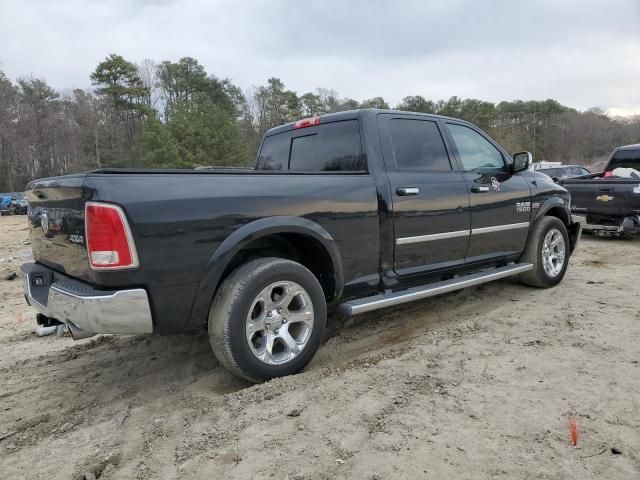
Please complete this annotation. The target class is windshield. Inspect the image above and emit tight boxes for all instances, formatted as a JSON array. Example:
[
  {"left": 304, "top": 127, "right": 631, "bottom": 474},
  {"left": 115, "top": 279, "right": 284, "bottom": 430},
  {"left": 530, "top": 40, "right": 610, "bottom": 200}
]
[{"left": 608, "top": 148, "right": 640, "bottom": 171}]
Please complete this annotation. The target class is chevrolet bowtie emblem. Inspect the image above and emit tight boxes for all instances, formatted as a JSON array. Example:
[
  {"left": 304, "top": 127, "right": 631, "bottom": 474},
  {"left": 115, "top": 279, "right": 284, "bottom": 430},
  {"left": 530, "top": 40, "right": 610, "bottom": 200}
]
[{"left": 596, "top": 194, "right": 614, "bottom": 202}]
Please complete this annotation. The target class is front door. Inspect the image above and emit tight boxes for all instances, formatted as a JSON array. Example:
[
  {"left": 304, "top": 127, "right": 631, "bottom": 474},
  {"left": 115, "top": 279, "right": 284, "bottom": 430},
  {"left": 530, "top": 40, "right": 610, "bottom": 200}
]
[
  {"left": 378, "top": 114, "right": 471, "bottom": 276},
  {"left": 444, "top": 122, "right": 532, "bottom": 262}
]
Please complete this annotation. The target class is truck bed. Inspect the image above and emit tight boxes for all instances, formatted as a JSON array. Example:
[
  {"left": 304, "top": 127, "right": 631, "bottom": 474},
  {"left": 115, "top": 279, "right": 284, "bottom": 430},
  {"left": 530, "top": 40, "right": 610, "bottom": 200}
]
[{"left": 25, "top": 170, "right": 380, "bottom": 332}]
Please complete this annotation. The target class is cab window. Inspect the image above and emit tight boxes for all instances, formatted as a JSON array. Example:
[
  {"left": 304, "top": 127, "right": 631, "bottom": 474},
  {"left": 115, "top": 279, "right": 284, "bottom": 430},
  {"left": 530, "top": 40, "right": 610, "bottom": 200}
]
[
  {"left": 257, "top": 120, "right": 364, "bottom": 172},
  {"left": 290, "top": 120, "right": 363, "bottom": 171},
  {"left": 447, "top": 124, "right": 504, "bottom": 172},
  {"left": 257, "top": 133, "right": 290, "bottom": 170},
  {"left": 388, "top": 119, "right": 452, "bottom": 171}
]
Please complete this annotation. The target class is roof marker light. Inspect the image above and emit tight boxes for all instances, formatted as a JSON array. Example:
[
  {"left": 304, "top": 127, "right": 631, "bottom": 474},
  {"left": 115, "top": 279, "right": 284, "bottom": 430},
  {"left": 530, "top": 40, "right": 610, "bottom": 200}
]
[{"left": 293, "top": 115, "right": 320, "bottom": 129}]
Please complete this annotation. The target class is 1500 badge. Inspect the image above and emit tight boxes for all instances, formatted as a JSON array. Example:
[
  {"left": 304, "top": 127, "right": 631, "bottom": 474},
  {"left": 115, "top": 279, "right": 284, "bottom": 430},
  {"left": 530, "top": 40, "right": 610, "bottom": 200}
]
[{"left": 516, "top": 201, "right": 531, "bottom": 213}]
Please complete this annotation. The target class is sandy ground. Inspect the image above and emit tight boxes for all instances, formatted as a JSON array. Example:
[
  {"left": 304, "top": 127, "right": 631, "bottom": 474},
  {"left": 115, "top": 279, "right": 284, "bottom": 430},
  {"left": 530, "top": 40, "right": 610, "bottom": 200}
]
[{"left": 1, "top": 214, "right": 639, "bottom": 480}]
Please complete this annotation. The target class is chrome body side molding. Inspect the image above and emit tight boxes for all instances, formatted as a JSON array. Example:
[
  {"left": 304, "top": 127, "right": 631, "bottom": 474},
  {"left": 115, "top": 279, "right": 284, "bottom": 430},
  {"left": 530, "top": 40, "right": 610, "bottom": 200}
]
[
  {"left": 396, "top": 229, "right": 470, "bottom": 245},
  {"left": 396, "top": 222, "right": 530, "bottom": 245},
  {"left": 471, "top": 222, "right": 530, "bottom": 235}
]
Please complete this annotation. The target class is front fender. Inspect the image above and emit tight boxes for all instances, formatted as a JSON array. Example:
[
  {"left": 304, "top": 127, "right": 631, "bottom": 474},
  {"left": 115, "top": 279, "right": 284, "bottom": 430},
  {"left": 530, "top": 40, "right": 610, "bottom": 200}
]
[{"left": 188, "top": 216, "right": 344, "bottom": 327}]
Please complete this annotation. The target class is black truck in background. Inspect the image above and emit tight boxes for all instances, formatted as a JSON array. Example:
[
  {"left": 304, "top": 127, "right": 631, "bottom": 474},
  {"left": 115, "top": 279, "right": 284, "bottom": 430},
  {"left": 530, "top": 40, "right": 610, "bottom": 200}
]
[
  {"left": 21, "top": 109, "right": 580, "bottom": 383},
  {"left": 561, "top": 143, "right": 640, "bottom": 235}
]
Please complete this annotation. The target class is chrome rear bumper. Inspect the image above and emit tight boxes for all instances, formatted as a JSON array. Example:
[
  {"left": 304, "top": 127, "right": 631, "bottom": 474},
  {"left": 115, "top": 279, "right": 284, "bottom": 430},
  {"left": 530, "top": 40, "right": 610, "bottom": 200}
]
[{"left": 21, "top": 262, "right": 153, "bottom": 336}]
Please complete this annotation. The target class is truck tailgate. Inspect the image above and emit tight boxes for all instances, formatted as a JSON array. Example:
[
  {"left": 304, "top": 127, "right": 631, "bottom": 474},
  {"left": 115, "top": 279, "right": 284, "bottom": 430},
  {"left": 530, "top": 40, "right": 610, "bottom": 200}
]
[
  {"left": 562, "top": 178, "right": 640, "bottom": 216},
  {"left": 25, "top": 174, "right": 91, "bottom": 280}
]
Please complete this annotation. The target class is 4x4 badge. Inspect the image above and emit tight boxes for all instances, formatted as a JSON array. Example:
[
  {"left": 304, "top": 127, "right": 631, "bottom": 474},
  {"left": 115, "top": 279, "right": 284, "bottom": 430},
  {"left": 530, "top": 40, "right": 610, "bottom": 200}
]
[{"left": 491, "top": 177, "right": 501, "bottom": 191}]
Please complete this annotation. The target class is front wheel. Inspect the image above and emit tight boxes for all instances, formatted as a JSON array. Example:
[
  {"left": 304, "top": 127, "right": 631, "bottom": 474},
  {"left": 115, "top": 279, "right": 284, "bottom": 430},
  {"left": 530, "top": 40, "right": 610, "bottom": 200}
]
[
  {"left": 208, "top": 257, "right": 327, "bottom": 383},
  {"left": 519, "top": 216, "right": 570, "bottom": 288}
]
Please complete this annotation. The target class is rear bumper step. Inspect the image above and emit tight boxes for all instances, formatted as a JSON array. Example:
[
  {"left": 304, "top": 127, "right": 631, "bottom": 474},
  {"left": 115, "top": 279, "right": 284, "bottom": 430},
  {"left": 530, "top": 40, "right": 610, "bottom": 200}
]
[{"left": 340, "top": 263, "right": 533, "bottom": 316}]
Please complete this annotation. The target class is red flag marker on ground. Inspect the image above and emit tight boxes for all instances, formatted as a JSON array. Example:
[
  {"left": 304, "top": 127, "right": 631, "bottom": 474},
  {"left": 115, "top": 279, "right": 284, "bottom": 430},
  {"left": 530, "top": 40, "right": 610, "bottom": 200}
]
[{"left": 568, "top": 417, "right": 580, "bottom": 446}]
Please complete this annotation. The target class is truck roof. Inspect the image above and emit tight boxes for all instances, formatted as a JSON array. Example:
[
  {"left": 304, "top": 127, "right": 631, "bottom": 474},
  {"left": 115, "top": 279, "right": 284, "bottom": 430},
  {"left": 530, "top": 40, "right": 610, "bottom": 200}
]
[
  {"left": 617, "top": 143, "right": 640, "bottom": 151},
  {"left": 265, "top": 108, "right": 471, "bottom": 137}
]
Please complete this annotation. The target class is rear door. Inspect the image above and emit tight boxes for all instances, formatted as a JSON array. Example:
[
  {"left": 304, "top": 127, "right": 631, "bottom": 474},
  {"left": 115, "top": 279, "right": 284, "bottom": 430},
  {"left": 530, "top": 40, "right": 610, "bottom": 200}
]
[
  {"left": 378, "top": 114, "right": 471, "bottom": 276},
  {"left": 444, "top": 122, "right": 532, "bottom": 262}
]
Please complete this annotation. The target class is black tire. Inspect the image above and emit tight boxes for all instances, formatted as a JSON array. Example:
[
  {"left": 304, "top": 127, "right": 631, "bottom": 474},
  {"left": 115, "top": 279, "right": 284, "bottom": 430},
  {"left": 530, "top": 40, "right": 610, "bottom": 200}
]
[
  {"left": 519, "top": 216, "right": 570, "bottom": 288},
  {"left": 208, "top": 257, "right": 327, "bottom": 383}
]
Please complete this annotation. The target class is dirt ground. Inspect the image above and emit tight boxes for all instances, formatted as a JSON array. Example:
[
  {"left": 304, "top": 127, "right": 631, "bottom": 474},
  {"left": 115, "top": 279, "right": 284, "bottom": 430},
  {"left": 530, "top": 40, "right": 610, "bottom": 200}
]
[{"left": 1, "top": 214, "right": 639, "bottom": 480}]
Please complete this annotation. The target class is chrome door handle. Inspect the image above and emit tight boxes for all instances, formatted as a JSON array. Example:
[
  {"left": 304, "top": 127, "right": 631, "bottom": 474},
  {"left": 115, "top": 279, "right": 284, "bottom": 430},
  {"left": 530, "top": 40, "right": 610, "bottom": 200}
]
[
  {"left": 471, "top": 186, "right": 490, "bottom": 193},
  {"left": 396, "top": 187, "right": 419, "bottom": 196}
]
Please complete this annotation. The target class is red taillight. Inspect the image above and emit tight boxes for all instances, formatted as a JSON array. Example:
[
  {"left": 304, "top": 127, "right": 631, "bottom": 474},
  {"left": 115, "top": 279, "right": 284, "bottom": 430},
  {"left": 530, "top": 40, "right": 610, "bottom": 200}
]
[
  {"left": 85, "top": 202, "right": 139, "bottom": 270},
  {"left": 293, "top": 115, "right": 320, "bottom": 129}
]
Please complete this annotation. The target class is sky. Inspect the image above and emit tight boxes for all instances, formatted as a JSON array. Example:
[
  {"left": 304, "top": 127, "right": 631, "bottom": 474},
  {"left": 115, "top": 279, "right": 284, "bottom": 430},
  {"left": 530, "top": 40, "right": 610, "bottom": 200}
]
[{"left": 1, "top": 0, "right": 639, "bottom": 115}]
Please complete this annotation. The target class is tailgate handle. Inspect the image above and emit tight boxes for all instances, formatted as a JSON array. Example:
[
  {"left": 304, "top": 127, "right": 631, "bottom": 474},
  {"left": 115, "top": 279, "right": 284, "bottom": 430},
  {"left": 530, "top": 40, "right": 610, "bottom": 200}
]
[
  {"left": 598, "top": 187, "right": 613, "bottom": 192},
  {"left": 396, "top": 187, "right": 419, "bottom": 196}
]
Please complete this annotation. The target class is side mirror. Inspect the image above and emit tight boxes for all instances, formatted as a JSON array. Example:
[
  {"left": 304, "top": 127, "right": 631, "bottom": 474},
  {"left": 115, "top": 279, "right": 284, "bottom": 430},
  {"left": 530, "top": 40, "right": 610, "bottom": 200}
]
[{"left": 512, "top": 151, "right": 533, "bottom": 173}]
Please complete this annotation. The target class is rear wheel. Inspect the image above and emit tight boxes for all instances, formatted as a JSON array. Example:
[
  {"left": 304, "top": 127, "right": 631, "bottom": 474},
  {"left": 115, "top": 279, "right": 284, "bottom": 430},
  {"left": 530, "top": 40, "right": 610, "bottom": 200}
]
[{"left": 208, "top": 257, "right": 327, "bottom": 383}]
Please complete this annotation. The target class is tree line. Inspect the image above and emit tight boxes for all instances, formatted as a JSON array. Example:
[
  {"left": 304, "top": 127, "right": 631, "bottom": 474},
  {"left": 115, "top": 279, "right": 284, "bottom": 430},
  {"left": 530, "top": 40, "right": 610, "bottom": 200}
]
[{"left": 1, "top": 53, "right": 639, "bottom": 191}]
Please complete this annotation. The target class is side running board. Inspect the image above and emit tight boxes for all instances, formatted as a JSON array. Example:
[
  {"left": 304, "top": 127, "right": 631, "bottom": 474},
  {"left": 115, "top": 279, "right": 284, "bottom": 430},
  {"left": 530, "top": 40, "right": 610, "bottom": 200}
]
[{"left": 340, "top": 263, "right": 533, "bottom": 316}]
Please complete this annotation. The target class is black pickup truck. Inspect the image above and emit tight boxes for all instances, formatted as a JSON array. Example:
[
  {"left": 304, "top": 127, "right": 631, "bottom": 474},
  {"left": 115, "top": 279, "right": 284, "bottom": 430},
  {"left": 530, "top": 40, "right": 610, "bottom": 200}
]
[
  {"left": 562, "top": 143, "right": 640, "bottom": 235},
  {"left": 21, "top": 109, "right": 580, "bottom": 382}
]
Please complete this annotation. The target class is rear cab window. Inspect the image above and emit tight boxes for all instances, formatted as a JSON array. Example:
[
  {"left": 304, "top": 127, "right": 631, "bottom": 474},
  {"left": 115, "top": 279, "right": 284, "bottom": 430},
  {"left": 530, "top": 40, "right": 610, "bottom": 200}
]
[
  {"left": 608, "top": 148, "right": 640, "bottom": 171},
  {"left": 257, "top": 133, "right": 290, "bottom": 170},
  {"left": 257, "top": 120, "right": 365, "bottom": 172}
]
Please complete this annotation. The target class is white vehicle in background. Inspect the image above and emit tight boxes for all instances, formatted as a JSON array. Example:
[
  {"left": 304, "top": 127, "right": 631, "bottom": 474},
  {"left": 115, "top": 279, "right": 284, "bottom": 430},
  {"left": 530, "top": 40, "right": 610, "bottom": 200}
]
[{"left": 533, "top": 161, "right": 562, "bottom": 170}]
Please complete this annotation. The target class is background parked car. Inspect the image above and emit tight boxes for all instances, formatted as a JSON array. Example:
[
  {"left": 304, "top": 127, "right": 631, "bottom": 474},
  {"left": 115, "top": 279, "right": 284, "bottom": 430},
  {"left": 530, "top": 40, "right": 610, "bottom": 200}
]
[
  {"left": 1, "top": 195, "right": 13, "bottom": 215},
  {"left": 537, "top": 165, "right": 591, "bottom": 180},
  {"left": 11, "top": 198, "right": 28, "bottom": 215},
  {"left": 0, "top": 193, "right": 28, "bottom": 215}
]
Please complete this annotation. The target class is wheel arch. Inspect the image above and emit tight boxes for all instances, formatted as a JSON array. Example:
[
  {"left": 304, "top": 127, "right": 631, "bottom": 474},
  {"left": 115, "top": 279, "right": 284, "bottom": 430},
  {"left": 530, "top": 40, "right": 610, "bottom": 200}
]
[
  {"left": 188, "top": 216, "right": 343, "bottom": 327},
  {"left": 525, "top": 197, "right": 580, "bottom": 255},
  {"left": 533, "top": 197, "right": 571, "bottom": 225}
]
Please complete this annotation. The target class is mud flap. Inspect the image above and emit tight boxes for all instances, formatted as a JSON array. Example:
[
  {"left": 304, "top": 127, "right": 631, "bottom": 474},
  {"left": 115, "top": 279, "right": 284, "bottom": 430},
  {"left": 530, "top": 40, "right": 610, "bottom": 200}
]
[{"left": 567, "top": 221, "right": 582, "bottom": 254}]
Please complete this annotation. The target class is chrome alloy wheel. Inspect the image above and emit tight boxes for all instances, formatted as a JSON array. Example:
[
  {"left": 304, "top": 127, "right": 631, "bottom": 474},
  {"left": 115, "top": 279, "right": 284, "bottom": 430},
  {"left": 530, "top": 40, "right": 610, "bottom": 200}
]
[
  {"left": 245, "top": 281, "right": 314, "bottom": 365},
  {"left": 541, "top": 228, "right": 566, "bottom": 278}
]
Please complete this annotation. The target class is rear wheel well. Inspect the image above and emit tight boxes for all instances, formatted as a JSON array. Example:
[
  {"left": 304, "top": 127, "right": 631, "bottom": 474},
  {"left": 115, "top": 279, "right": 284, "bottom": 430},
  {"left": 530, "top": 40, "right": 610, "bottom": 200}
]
[{"left": 219, "top": 233, "right": 337, "bottom": 302}]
